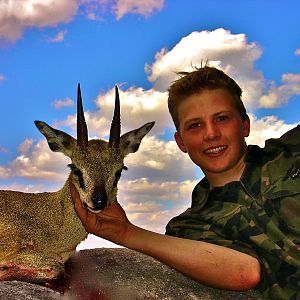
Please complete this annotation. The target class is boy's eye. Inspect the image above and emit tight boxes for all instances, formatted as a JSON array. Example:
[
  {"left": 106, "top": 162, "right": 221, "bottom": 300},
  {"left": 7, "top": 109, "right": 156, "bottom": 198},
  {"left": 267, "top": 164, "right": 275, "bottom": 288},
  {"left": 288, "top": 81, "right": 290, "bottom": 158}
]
[
  {"left": 216, "top": 115, "right": 229, "bottom": 122},
  {"left": 189, "top": 122, "right": 201, "bottom": 129}
]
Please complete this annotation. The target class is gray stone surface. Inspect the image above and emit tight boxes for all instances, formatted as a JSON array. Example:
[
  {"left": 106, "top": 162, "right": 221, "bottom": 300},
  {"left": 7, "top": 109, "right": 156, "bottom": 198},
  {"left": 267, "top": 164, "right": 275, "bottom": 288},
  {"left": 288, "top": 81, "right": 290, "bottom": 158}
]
[
  {"left": 64, "top": 248, "right": 263, "bottom": 300},
  {"left": 0, "top": 281, "right": 60, "bottom": 300},
  {"left": 0, "top": 248, "right": 264, "bottom": 300}
]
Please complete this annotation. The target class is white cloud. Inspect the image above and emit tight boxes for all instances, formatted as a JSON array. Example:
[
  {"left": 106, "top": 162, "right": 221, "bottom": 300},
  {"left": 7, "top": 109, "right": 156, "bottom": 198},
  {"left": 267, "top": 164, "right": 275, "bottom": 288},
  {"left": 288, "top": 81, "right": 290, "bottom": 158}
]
[
  {"left": 295, "top": 48, "right": 300, "bottom": 56},
  {"left": 18, "top": 138, "right": 34, "bottom": 154},
  {"left": 0, "top": 139, "right": 70, "bottom": 182},
  {"left": 60, "top": 86, "right": 172, "bottom": 138},
  {"left": 282, "top": 73, "right": 300, "bottom": 83},
  {"left": 77, "top": 234, "right": 122, "bottom": 250},
  {"left": 77, "top": 178, "right": 193, "bottom": 250},
  {"left": 0, "top": 182, "right": 51, "bottom": 193},
  {"left": 145, "top": 28, "right": 300, "bottom": 111},
  {"left": 55, "top": 86, "right": 170, "bottom": 139},
  {"left": 259, "top": 76, "right": 300, "bottom": 108},
  {"left": 0, "top": 0, "right": 165, "bottom": 42},
  {"left": 246, "top": 114, "right": 297, "bottom": 147},
  {"left": 123, "top": 136, "right": 197, "bottom": 182},
  {"left": 112, "top": 0, "right": 164, "bottom": 20},
  {"left": 47, "top": 30, "right": 67, "bottom": 43},
  {"left": 0, "top": 0, "right": 78, "bottom": 42},
  {"left": 79, "top": 0, "right": 165, "bottom": 21},
  {"left": 52, "top": 97, "right": 74, "bottom": 109},
  {"left": 0, "top": 166, "right": 11, "bottom": 179},
  {"left": 119, "top": 178, "right": 197, "bottom": 205},
  {"left": 145, "top": 28, "right": 265, "bottom": 111}
]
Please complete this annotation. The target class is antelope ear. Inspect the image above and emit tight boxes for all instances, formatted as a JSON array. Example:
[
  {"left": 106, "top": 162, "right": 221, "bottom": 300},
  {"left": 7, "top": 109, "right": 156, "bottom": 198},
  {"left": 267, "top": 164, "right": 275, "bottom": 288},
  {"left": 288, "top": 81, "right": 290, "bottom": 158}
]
[
  {"left": 120, "top": 122, "right": 155, "bottom": 156},
  {"left": 35, "top": 121, "right": 76, "bottom": 157}
]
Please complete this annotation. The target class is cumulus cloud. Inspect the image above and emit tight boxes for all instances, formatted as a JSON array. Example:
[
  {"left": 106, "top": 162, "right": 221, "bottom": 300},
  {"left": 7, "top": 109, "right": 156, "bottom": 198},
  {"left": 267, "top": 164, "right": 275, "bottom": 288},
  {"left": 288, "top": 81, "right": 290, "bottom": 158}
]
[
  {"left": 0, "top": 0, "right": 78, "bottom": 42},
  {"left": 18, "top": 138, "right": 34, "bottom": 154},
  {"left": 282, "top": 73, "right": 300, "bottom": 83},
  {"left": 145, "top": 28, "right": 264, "bottom": 110},
  {"left": 52, "top": 97, "right": 74, "bottom": 109},
  {"left": 119, "top": 178, "right": 197, "bottom": 205},
  {"left": 123, "top": 136, "right": 197, "bottom": 182},
  {"left": 0, "top": 182, "right": 50, "bottom": 193},
  {"left": 77, "top": 178, "right": 194, "bottom": 249},
  {"left": 246, "top": 114, "right": 297, "bottom": 147},
  {"left": 259, "top": 73, "right": 300, "bottom": 108},
  {"left": 0, "top": 0, "right": 164, "bottom": 42},
  {"left": 0, "top": 139, "right": 70, "bottom": 182},
  {"left": 57, "top": 86, "right": 172, "bottom": 138},
  {"left": 47, "top": 30, "right": 67, "bottom": 43},
  {"left": 145, "top": 28, "right": 300, "bottom": 111},
  {"left": 111, "top": 0, "right": 164, "bottom": 20},
  {"left": 0, "top": 166, "right": 11, "bottom": 179},
  {"left": 80, "top": 0, "right": 164, "bottom": 20}
]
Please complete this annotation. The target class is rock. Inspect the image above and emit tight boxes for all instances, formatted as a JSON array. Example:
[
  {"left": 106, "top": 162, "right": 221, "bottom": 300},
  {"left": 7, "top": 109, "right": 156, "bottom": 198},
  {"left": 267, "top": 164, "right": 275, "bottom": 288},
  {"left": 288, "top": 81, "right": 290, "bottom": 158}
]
[
  {"left": 0, "top": 248, "right": 264, "bottom": 300},
  {"left": 64, "top": 248, "right": 263, "bottom": 300},
  {"left": 0, "top": 281, "right": 60, "bottom": 300}
]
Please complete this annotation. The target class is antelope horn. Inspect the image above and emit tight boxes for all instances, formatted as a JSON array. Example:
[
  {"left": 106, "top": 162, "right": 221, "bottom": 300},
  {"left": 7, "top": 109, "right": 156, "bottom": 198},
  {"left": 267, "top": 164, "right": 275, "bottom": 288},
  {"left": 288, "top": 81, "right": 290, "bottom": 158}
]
[
  {"left": 77, "top": 83, "right": 88, "bottom": 150},
  {"left": 108, "top": 86, "right": 121, "bottom": 148}
]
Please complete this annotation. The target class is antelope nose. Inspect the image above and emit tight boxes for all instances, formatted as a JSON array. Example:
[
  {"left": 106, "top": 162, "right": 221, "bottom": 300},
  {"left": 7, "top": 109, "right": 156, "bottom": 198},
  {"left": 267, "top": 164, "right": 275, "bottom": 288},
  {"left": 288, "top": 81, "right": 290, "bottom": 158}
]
[{"left": 92, "top": 192, "right": 107, "bottom": 211}]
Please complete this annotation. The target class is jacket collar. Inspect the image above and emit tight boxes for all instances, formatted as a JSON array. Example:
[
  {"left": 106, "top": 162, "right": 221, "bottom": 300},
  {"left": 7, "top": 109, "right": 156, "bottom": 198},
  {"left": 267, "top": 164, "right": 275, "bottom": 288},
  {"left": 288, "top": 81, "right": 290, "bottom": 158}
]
[{"left": 191, "top": 145, "right": 263, "bottom": 210}]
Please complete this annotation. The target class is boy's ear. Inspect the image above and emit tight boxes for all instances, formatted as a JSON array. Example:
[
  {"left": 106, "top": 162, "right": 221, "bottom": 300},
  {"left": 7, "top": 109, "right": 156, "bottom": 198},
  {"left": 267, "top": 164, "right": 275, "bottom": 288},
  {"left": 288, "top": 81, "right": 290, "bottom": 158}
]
[
  {"left": 174, "top": 132, "right": 187, "bottom": 153},
  {"left": 242, "top": 115, "right": 251, "bottom": 138}
]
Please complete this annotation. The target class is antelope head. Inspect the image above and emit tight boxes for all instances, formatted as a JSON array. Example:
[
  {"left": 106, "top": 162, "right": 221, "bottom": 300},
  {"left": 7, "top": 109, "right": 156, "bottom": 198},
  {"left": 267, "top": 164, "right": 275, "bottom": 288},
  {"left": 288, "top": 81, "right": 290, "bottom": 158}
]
[{"left": 35, "top": 85, "right": 154, "bottom": 213}]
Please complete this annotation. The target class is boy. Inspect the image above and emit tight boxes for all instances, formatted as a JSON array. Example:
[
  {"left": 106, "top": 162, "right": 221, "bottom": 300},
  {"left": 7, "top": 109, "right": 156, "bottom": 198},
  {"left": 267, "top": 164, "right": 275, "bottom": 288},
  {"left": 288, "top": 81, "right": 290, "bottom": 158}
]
[{"left": 71, "top": 66, "right": 300, "bottom": 299}]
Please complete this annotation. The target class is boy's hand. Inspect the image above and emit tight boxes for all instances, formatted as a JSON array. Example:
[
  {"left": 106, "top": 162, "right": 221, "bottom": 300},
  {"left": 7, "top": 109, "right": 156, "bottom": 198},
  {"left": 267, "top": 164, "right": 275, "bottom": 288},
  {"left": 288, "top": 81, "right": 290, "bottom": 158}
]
[{"left": 69, "top": 182, "right": 131, "bottom": 246}]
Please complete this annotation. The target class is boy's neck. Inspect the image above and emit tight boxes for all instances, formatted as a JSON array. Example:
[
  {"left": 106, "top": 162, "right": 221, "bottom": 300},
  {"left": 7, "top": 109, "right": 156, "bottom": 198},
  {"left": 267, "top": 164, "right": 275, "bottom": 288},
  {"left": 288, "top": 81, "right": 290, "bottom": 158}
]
[{"left": 205, "top": 153, "right": 247, "bottom": 189}]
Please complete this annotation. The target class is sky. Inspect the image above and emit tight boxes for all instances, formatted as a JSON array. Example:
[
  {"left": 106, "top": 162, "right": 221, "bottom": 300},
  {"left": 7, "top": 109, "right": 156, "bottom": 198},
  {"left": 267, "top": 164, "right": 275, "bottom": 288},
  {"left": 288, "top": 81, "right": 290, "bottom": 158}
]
[{"left": 0, "top": 0, "right": 300, "bottom": 249}]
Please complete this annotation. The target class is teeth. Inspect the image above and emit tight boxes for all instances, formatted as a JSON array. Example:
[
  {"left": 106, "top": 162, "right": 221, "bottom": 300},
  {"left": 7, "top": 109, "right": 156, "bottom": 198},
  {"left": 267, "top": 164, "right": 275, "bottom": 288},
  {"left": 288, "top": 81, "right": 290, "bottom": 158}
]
[{"left": 205, "top": 146, "right": 226, "bottom": 154}]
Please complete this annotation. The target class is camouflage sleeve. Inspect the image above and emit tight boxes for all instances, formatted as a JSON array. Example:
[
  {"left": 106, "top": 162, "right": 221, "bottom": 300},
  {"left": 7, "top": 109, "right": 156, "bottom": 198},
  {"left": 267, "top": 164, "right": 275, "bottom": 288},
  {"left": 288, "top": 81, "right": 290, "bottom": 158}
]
[
  {"left": 165, "top": 208, "right": 259, "bottom": 259},
  {"left": 165, "top": 208, "right": 266, "bottom": 291},
  {"left": 265, "top": 124, "right": 300, "bottom": 155},
  {"left": 279, "top": 124, "right": 300, "bottom": 143}
]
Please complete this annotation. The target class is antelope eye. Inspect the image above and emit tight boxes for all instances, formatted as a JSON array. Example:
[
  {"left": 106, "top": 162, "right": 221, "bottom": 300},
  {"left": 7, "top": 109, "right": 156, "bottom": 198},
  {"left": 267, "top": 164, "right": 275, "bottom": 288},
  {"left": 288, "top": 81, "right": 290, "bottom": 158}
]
[{"left": 68, "top": 164, "right": 85, "bottom": 189}]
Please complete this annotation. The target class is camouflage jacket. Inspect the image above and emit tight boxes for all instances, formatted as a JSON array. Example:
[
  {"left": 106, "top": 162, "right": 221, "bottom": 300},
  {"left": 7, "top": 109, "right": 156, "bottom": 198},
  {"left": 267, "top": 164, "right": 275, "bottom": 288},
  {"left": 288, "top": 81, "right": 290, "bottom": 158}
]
[{"left": 166, "top": 125, "right": 300, "bottom": 300}]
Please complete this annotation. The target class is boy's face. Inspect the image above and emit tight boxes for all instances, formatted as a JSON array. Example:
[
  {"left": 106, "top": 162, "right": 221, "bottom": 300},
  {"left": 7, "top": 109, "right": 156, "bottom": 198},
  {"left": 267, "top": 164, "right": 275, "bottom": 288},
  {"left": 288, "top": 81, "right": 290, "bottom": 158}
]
[{"left": 174, "top": 89, "right": 250, "bottom": 178}]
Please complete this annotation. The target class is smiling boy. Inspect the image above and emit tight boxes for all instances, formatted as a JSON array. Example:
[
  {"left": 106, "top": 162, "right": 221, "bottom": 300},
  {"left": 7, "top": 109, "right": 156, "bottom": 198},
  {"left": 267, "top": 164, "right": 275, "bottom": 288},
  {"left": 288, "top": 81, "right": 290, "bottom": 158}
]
[
  {"left": 166, "top": 66, "right": 300, "bottom": 299},
  {"left": 71, "top": 66, "right": 300, "bottom": 299},
  {"left": 173, "top": 88, "right": 250, "bottom": 187}
]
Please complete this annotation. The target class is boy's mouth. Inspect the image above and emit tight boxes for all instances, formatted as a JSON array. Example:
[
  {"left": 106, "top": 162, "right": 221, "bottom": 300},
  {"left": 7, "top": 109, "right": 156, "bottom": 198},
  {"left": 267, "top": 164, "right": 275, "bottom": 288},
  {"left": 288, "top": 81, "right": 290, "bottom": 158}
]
[{"left": 204, "top": 145, "right": 227, "bottom": 154}]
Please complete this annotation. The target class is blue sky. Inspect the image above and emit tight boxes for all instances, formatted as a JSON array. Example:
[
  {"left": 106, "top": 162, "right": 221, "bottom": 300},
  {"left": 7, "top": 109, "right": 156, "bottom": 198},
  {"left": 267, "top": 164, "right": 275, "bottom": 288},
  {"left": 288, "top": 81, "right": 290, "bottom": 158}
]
[{"left": 0, "top": 0, "right": 300, "bottom": 248}]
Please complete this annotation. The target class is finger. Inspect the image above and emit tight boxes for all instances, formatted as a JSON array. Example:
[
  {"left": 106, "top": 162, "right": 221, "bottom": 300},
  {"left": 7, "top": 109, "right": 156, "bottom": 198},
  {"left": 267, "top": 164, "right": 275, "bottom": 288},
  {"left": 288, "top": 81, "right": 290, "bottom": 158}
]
[{"left": 69, "top": 181, "right": 78, "bottom": 203}]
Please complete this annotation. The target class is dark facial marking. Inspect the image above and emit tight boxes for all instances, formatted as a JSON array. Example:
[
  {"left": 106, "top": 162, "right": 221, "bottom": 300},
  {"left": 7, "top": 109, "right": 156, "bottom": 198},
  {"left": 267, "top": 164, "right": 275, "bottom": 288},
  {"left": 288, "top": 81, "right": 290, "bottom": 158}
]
[
  {"left": 113, "top": 166, "right": 128, "bottom": 187},
  {"left": 49, "top": 142, "right": 61, "bottom": 152},
  {"left": 68, "top": 164, "right": 85, "bottom": 189}
]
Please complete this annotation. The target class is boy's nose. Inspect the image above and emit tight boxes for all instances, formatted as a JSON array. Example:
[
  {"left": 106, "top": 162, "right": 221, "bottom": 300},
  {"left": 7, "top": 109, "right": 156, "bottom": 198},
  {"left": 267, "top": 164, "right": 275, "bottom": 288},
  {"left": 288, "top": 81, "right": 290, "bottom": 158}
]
[{"left": 204, "top": 123, "right": 221, "bottom": 140}]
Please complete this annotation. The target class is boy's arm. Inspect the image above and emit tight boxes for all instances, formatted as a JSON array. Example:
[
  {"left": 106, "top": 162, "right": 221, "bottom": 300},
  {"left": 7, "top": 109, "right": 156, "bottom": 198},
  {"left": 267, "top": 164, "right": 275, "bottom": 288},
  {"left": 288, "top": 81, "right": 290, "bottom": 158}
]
[
  {"left": 70, "top": 183, "right": 261, "bottom": 291},
  {"left": 125, "top": 223, "right": 261, "bottom": 291}
]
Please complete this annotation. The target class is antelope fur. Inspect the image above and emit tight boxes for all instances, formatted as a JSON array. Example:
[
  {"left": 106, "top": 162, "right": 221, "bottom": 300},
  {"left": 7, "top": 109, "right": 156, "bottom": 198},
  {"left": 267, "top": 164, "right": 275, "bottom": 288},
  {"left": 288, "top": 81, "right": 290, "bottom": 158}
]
[{"left": 0, "top": 85, "right": 154, "bottom": 284}]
